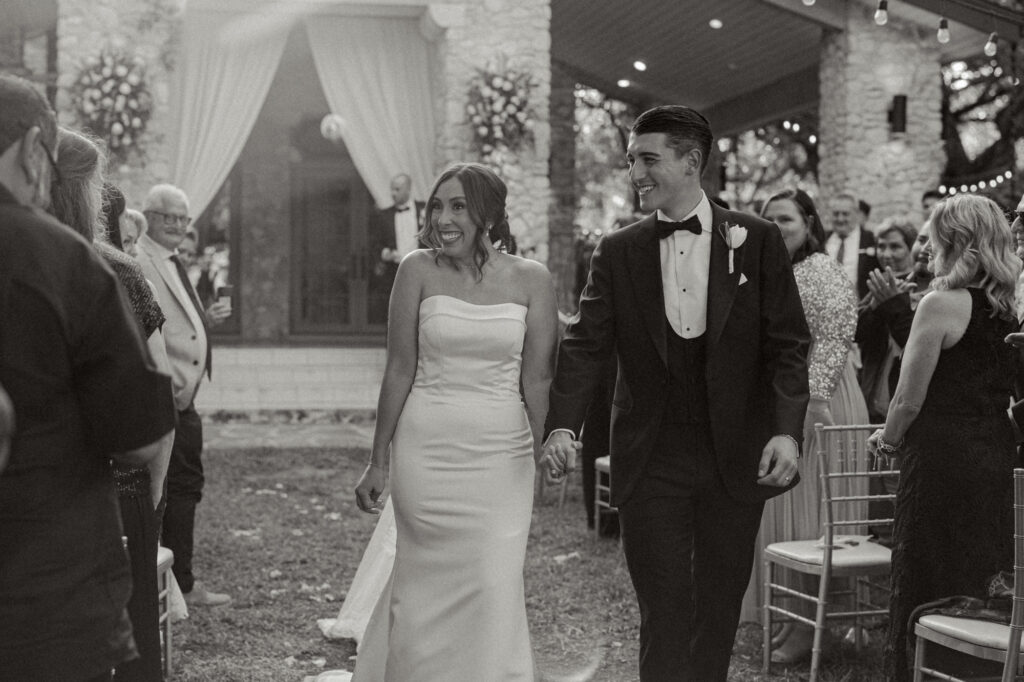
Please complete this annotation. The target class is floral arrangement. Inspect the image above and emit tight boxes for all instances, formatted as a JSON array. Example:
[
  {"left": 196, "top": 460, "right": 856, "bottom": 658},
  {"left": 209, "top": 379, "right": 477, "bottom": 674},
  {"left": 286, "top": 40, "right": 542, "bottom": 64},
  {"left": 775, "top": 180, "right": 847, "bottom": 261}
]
[
  {"left": 72, "top": 49, "right": 153, "bottom": 157},
  {"left": 466, "top": 62, "right": 535, "bottom": 158}
]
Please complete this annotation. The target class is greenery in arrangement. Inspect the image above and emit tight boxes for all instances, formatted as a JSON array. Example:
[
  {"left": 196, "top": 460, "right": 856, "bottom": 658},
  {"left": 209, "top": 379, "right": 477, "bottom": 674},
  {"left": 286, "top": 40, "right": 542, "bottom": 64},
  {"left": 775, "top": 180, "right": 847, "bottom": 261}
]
[
  {"left": 72, "top": 49, "right": 153, "bottom": 158},
  {"left": 466, "top": 60, "right": 535, "bottom": 158}
]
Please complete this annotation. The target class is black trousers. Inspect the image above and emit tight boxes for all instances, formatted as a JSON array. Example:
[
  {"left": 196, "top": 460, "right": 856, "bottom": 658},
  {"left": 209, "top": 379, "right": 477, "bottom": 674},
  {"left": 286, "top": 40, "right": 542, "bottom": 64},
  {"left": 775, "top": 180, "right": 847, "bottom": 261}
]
[
  {"left": 115, "top": 492, "right": 161, "bottom": 682},
  {"left": 161, "top": 403, "right": 204, "bottom": 593},
  {"left": 618, "top": 422, "right": 764, "bottom": 682}
]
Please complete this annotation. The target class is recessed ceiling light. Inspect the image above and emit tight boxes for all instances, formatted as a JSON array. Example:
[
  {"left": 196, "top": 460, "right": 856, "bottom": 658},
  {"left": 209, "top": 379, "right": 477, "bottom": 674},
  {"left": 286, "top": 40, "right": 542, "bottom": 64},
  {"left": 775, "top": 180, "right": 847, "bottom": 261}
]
[
  {"left": 709, "top": 18, "right": 723, "bottom": 29},
  {"left": 617, "top": 79, "right": 631, "bottom": 88},
  {"left": 633, "top": 60, "right": 647, "bottom": 72}
]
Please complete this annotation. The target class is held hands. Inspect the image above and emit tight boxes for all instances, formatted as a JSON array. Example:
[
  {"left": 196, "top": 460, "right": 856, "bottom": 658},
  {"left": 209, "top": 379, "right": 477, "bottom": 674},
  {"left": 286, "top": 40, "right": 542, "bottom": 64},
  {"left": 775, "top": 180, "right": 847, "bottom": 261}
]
[
  {"left": 757, "top": 435, "right": 800, "bottom": 487},
  {"left": 866, "top": 428, "right": 884, "bottom": 456},
  {"left": 541, "top": 431, "right": 582, "bottom": 484},
  {"left": 355, "top": 463, "right": 387, "bottom": 514}
]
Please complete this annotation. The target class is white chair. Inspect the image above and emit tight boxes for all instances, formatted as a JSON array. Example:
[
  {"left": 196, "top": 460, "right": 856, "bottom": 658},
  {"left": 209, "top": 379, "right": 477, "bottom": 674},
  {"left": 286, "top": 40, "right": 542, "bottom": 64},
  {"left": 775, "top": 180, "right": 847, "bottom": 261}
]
[
  {"left": 157, "top": 545, "right": 175, "bottom": 680},
  {"left": 593, "top": 455, "right": 615, "bottom": 537},
  {"left": 911, "top": 468, "right": 1024, "bottom": 682},
  {"left": 763, "top": 422, "right": 896, "bottom": 682}
]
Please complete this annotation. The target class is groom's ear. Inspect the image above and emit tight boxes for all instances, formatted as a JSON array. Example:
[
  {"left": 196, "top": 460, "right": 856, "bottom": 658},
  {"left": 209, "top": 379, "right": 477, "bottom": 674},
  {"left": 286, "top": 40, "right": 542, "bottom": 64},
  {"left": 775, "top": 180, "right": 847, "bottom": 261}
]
[{"left": 684, "top": 147, "right": 703, "bottom": 176}]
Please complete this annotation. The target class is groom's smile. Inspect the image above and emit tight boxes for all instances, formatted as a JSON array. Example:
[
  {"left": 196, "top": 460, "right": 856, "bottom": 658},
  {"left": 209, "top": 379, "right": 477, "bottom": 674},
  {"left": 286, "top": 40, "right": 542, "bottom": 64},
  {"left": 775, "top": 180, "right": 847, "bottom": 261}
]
[{"left": 626, "top": 131, "right": 697, "bottom": 220}]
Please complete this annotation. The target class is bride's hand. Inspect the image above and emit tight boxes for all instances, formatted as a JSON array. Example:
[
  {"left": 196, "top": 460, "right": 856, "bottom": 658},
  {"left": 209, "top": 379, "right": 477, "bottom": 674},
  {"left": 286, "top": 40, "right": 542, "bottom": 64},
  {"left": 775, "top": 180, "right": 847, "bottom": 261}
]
[{"left": 355, "top": 463, "right": 387, "bottom": 514}]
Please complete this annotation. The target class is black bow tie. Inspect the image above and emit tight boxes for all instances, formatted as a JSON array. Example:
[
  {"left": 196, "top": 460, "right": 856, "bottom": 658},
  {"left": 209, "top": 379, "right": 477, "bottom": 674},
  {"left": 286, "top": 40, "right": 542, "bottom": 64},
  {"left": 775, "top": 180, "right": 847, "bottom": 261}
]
[
  {"left": 395, "top": 205, "right": 410, "bottom": 213},
  {"left": 656, "top": 215, "right": 702, "bottom": 239}
]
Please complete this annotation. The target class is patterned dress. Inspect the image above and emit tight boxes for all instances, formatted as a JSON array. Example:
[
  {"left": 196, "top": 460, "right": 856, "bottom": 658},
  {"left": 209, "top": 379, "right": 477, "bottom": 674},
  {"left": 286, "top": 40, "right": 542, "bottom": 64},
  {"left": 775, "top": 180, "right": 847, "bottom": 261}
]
[
  {"left": 884, "top": 288, "right": 1018, "bottom": 681},
  {"left": 741, "top": 252, "right": 868, "bottom": 622}
]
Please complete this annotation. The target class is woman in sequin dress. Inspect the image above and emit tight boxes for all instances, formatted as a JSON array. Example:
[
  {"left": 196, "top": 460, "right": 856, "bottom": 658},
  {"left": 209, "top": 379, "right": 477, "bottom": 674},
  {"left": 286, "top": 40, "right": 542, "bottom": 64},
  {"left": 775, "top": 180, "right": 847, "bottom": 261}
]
[{"left": 739, "top": 189, "right": 869, "bottom": 659}]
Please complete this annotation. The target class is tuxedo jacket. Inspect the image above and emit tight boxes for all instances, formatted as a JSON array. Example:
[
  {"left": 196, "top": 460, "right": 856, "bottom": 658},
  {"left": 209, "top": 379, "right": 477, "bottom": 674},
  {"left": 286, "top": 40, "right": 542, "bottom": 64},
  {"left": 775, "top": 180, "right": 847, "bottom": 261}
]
[
  {"left": 854, "top": 229, "right": 880, "bottom": 299},
  {"left": 371, "top": 201, "right": 427, "bottom": 254},
  {"left": 546, "top": 207, "right": 811, "bottom": 507},
  {"left": 135, "top": 234, "right": 209, "bottom": 411}
]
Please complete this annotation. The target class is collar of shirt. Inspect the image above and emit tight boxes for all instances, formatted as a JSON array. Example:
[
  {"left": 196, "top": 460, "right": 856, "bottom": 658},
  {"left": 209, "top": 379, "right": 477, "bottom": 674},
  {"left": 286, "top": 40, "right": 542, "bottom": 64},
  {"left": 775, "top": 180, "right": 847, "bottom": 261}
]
[
  {"left": 656, "top": 191, "right": 713, "bottom": 234},
  {"left": 828, "top": 225, "right": 861, "bottom": 247}
]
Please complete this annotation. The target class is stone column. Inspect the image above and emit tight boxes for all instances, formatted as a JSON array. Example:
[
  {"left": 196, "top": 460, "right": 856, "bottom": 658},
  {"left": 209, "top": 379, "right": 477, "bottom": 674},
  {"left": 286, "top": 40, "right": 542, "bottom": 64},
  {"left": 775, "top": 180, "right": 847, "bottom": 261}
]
[
  {"left": 817, "top": 3, "right": 944, "bottom": 225},
  {"left": 548, "top": 60, "right": 576, "bottom": 312},
  {"left": 56, "top": 0, "right": 183, "bottom": 206},
  {"left": 432, "top": 0, "right": 552, "bottom": 264}
]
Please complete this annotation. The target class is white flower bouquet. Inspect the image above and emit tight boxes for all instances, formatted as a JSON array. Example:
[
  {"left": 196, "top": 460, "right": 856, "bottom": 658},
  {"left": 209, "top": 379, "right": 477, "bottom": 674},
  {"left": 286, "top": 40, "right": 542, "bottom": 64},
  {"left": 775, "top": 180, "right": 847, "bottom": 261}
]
[
  {"left": 465, "top": 60, "right": 535, "bottom": 158},
  {"left": 72, "top": 49, "right": 153, "bottom": 157}
]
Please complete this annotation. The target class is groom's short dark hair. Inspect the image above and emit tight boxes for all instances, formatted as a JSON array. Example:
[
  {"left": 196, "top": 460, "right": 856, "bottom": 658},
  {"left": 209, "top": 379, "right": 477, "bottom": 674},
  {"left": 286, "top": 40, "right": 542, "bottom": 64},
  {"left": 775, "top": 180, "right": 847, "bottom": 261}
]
[{"left": 632, "top": 105, "right": 713, "bottom": 175}]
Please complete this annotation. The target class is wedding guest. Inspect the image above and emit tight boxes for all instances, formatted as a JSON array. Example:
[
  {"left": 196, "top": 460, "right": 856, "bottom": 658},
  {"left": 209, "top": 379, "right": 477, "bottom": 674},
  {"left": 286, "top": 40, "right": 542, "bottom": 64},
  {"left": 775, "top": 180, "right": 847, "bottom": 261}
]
[
  {"left": 50, "top": 128, "right": 174, "bottom": 682},
  {"left": 0, "top": 73, "right": 174, "bottom": 682},
  {"left": 368, "top": 173, "right": 426, "bottom": 324},
  {"left": 921, "top": 189, "right": 942, "bottom": 215},
  {"left": 869, "top": 194, "right": 1021, "bottom": 682},
  {"left": 826, "top": 193, "right": 879, "bottom": 298},
  {"left": 742, "top": 189, "right": 868, "bottom": 661},
  {"left": 856, "top": 217, "right": 919, "bottom": 421},
  {"left": 121, "top": 208, "right": 147, "bottom": 258},
  {"left": 102, "top": 183, "right": 126, "bottom": 249},
  {"left": 136, "top": 184, "right": 232, "bottom": 608}
]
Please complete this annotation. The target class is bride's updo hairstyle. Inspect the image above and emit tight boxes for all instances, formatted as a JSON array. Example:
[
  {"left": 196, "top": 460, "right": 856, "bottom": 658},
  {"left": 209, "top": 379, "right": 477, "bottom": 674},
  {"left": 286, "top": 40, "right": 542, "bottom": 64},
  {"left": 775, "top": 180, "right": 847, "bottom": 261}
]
[
  {"left": 929, "top": 193, "right": 1020, "bottom": 319},
  {"left": 421, "top": 162, "right": 515, "bottom": 275}
]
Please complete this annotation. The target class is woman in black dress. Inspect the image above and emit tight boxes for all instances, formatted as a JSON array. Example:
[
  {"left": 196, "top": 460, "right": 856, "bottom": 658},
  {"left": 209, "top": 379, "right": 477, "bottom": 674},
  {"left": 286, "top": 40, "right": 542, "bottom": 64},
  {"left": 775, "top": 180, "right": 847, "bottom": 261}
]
[{"left": 868, "top": 194, "right": 1021, "bottom": 681}]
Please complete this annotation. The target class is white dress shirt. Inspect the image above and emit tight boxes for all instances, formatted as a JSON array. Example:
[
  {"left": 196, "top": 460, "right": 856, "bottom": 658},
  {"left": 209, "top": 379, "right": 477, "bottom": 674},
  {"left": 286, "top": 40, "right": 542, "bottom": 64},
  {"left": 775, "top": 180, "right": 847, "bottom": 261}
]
[
  {"left": 658, "top": 192, "right": 713, "bottom": 338},
  {"left": 394, "top": 204, "right": 419, "bottom": 258},
  {"left": 825, "top": 225, "right": 861, "bottom": 288}
]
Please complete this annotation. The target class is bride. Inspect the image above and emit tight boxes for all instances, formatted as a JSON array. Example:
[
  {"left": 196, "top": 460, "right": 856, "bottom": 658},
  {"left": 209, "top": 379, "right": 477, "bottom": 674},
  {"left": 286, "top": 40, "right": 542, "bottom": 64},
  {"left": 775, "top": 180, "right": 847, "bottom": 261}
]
[{"left": 352, "top": 162, "right": 559, "bottom": 681}]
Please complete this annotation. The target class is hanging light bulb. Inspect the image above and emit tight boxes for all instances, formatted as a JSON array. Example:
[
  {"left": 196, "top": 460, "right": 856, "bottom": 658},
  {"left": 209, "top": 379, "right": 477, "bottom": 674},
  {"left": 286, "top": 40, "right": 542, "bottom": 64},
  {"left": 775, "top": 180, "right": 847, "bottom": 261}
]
[
  {"left": 937, "top": 17, "right": 950, "bottom": 44},
  {"left": 874, "top": 0, "right": 889, "bottom": 26},
  {"left": 984, "top": 32, "right": 998, "bottom": 57},
  {"left": 802, "top": 0, "right": 815, "bottom": 5}
]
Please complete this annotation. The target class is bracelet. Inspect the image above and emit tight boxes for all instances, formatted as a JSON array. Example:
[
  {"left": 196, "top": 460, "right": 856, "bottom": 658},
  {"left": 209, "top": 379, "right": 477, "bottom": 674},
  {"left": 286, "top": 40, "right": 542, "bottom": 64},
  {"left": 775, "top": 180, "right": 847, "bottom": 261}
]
[
  {"left": 875, "top": 435, "right": 903, "bottom": 458},
  {"left": 778, "top": 433, "right": 802, "bottom": 459}
]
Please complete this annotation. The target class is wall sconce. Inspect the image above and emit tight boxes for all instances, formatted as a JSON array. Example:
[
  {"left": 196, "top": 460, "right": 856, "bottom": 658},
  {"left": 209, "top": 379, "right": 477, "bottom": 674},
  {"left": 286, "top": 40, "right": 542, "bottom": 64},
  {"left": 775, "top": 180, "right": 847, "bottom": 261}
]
[{"left": 888, "top": 94, "right": 907, "bottom": 134}]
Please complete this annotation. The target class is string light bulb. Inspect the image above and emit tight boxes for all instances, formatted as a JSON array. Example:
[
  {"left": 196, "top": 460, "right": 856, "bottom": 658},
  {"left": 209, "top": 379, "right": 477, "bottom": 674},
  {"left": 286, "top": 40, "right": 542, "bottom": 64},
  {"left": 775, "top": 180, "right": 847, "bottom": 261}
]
[
  {"left": 874, "top": 0, "right": 889, "bottom": 26},
  {"left": 802, "top": 0, "right": 815, "bottom": 5},
  {"left": 984, "top": 32, "right": 998, "bottom": 57},
  {"left": 937, "top": 17, "right": 950, "bottom": 44}
]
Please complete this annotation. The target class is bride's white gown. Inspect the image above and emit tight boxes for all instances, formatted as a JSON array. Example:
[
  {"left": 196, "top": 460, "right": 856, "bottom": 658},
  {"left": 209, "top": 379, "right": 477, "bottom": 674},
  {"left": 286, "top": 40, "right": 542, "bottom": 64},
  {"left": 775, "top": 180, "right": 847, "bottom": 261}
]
[{"left": 353, "top": 295, "right": 536, "bottom": 682}]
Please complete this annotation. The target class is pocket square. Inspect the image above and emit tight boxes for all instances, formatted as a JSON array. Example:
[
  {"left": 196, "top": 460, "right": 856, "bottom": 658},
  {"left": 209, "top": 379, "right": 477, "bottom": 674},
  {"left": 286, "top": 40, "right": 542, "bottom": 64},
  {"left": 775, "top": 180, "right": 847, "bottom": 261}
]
[{"left": 739, "top": 274, "right": 748, "bottom": 285}]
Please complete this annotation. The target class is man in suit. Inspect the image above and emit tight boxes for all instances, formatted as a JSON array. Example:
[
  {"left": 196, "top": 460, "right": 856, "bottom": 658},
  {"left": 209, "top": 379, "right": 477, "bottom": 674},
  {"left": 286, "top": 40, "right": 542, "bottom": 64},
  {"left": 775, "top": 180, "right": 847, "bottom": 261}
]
[
  {"left": 543, "top": 105, "right": 811, "bottom": 681},
  {"left": 136, "top": 184, "right": 232, "bottom": 606},
  {"left": 826, "top": 193, "right": 879, "bottom": 299},
  {"left": 368, "top": 173, "right": 425, "bottom": 324}
]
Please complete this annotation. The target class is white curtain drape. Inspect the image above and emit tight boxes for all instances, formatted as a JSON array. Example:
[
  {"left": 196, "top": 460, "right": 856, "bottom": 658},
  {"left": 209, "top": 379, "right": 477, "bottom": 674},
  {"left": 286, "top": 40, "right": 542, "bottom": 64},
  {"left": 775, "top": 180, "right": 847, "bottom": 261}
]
[
  {"left": 304, "top": 16, "right": 436, "bottom": 208},
  {"left": 169, "top": 10, "right": 292, "bottom": 219}
]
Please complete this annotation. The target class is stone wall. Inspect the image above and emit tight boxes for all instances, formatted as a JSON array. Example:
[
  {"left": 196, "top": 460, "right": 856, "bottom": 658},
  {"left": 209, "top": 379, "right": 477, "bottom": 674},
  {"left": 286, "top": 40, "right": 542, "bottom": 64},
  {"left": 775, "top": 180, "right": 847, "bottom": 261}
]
[
  {"left": 818, "top": 3, "right": 945, "bottom": 227},
  {"left": 56, "top": 0, "right": 182, "bottom": 207},
  {"left": 433, "top": 0, "right": 552, "bottom": 264},
  {"left": 547, "top": 60, "right": 576, "bottom": 312}
]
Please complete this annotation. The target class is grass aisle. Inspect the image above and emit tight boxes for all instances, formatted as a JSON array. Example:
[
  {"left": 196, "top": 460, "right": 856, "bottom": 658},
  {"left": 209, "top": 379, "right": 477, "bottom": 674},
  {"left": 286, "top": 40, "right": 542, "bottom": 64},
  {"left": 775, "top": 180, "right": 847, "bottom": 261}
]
[{"left": 172, "top": 446, "right": 883, "bottom": 681}]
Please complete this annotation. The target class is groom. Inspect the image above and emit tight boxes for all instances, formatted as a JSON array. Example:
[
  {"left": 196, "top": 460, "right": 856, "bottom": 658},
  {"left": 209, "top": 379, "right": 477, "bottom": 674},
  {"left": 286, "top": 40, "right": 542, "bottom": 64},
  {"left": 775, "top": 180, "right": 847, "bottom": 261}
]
[{"left": 544, "top": 105, "right": 810, "bottom": 681}]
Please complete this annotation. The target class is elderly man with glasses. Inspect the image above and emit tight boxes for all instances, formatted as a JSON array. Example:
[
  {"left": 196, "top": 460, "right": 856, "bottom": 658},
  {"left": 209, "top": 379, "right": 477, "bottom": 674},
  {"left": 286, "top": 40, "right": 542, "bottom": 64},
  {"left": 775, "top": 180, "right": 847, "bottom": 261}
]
[{"left": 136, "top": 184, "right": 232, "bottom": 607}]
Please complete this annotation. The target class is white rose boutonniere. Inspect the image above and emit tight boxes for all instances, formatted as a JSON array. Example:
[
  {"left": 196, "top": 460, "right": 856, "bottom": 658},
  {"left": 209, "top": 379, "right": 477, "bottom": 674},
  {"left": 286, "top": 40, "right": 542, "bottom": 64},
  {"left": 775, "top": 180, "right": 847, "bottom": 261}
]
[
  {"left": 859, "top": 246, "right": 876, "bottom": 258},
  {"left": 718, "top": 223, "right": 748, "bottom": 274}
]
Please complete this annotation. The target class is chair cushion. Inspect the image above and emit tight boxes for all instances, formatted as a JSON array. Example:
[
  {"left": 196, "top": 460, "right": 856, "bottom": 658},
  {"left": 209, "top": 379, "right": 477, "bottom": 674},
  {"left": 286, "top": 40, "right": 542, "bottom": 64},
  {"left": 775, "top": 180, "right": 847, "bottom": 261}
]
[
  {"left": 595, "top": 456, "right": 610, "bottom": 473},
  {"left": 157, "top": 545, "right": 174, "bottom": 571},
  {"left": 917, "top": 615, "right": 1024, "bottom": 652},
  {"left": 765, "top": 535, "right": 890, "bottom": 569}
]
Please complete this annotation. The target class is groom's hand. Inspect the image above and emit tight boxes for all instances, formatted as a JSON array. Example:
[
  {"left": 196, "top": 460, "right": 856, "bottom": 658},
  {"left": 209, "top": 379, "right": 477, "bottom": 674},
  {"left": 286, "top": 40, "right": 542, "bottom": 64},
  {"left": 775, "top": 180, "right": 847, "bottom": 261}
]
[
  {"left": 757, "top": 435, "right": 800, "bottom": 488},
  {"left": 542, "top": 431, "right": 581, "bottom": 481}
]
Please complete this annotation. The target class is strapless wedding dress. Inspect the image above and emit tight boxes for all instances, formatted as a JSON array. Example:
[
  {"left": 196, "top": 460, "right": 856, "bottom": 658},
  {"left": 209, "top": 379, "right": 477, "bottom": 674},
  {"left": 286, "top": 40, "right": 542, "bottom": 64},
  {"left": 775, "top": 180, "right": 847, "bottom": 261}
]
[{"left": 352, "top": 295, "right": 536, "bottom": 682}]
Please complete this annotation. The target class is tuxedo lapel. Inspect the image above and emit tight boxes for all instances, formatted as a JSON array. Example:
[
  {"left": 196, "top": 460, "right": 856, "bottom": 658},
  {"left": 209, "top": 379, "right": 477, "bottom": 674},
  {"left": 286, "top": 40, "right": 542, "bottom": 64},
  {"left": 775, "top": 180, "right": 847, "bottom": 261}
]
[
  {"left": 626, "top": 214, "right": 668, "bottom": 367},
  {"left": 140, "top": 236, "right": 193, "bottom": 317},
  {"left": 706, "top": 205, "right": 744, "bottom": 347}
]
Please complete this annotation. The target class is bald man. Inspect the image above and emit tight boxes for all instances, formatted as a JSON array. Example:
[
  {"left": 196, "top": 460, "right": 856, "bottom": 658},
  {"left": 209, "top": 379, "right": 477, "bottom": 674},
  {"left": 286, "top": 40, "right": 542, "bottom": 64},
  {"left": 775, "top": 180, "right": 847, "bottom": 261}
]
[{"left": 368, "top": 173, "right": 425, "bottom": 324}]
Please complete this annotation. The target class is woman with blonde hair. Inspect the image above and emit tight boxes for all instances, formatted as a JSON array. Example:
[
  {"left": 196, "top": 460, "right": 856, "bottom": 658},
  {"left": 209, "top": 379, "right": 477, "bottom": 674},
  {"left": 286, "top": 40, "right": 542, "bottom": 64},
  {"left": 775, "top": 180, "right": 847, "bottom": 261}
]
[{"left": 868, "top": 193, "right": 1022, "bottom": 681}]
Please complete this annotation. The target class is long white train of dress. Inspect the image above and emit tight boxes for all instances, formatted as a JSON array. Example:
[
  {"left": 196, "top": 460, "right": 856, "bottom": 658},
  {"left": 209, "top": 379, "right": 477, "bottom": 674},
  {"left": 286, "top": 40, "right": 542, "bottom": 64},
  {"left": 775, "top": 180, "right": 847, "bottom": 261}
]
[{"left": 318, "top": 500, "right": 396, "bottom": 650}]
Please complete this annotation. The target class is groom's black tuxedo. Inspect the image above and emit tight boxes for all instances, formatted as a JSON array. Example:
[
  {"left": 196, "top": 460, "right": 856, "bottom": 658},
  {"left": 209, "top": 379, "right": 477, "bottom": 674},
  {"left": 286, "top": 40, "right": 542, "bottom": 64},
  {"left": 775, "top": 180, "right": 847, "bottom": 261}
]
[
  {"left": 546, "top": 203, "right": 810, "bottom": 681},
  {"left": 547, "top": 204, "right": 810, "bottom": 505}
]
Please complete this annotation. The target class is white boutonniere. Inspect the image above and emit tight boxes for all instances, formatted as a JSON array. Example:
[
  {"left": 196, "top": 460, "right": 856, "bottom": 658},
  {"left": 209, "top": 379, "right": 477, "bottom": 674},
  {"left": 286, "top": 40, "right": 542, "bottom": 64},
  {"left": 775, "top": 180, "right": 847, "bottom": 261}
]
[
  {"left": 859, "top": 246, "right": 876, "bottom": 258},
  {"left": 718, "top": 223, "right": 747, "bottom": 274}
]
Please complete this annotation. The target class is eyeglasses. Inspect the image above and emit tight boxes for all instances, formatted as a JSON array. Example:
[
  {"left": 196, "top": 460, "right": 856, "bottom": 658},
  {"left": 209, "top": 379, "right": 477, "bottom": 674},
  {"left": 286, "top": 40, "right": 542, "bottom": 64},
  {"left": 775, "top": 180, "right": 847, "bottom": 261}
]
[{"left": 147, "top": 210, "right": 193, "bottom": 227}]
